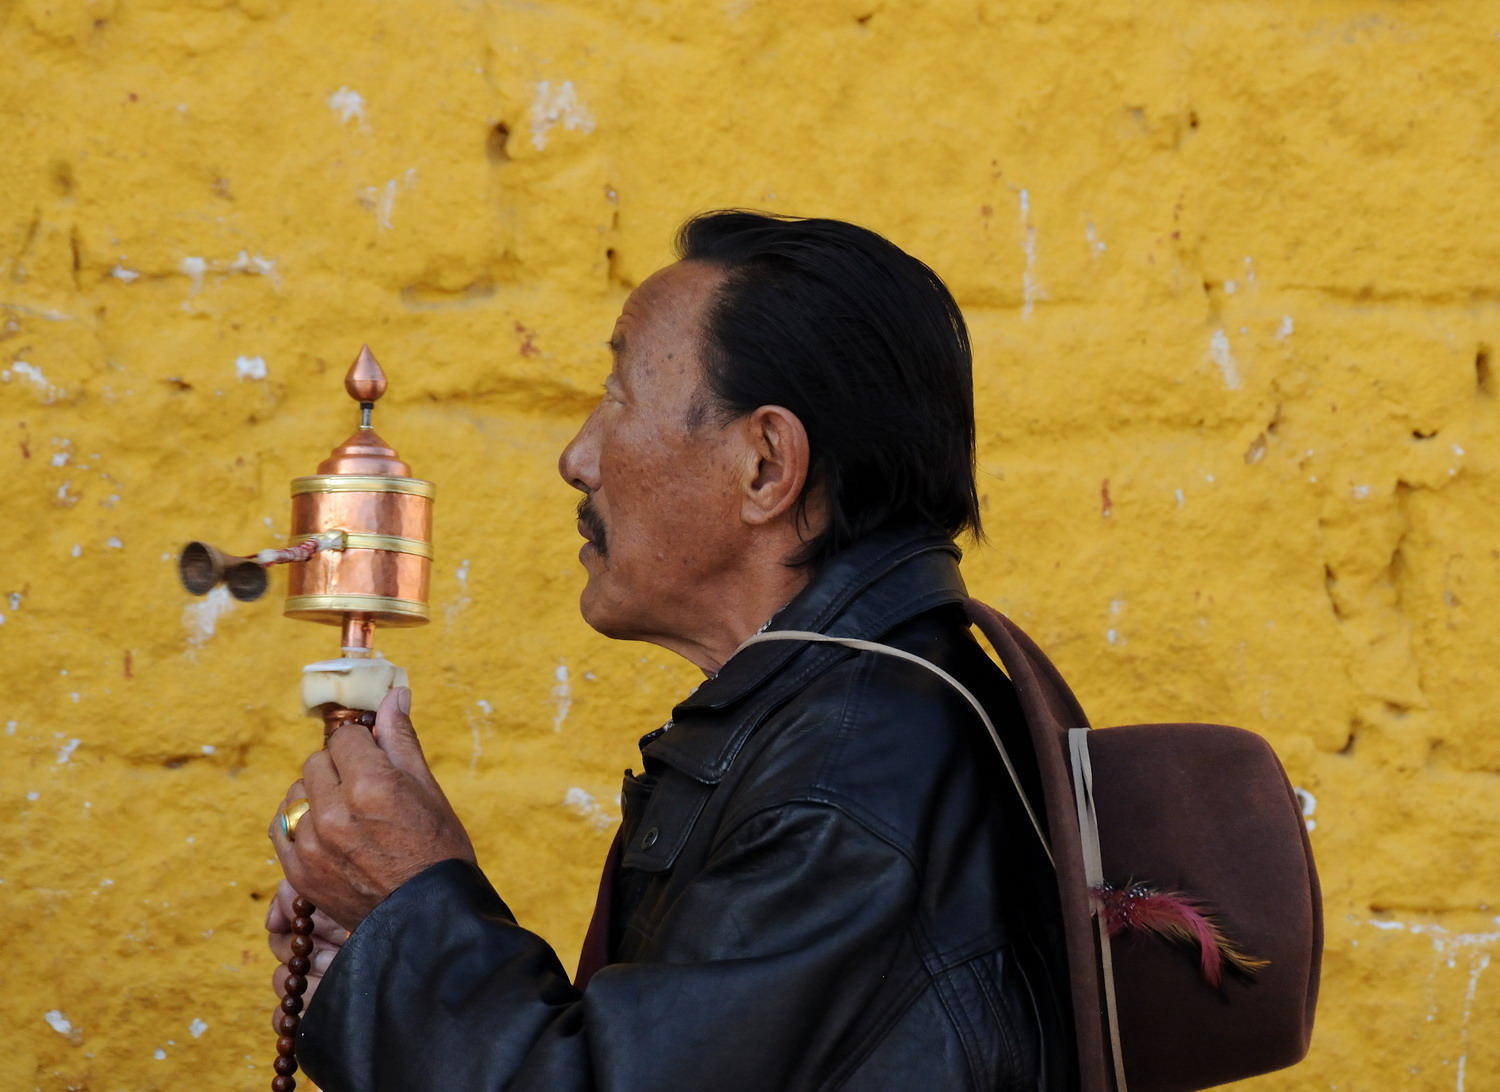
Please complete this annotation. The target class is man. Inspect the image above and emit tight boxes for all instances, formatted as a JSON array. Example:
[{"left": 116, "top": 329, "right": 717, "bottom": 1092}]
[{"left": 267, "top": 211, "right": 1073, "bottom": 1090}]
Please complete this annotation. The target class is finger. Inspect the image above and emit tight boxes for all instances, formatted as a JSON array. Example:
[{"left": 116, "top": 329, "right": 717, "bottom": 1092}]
[
  {"left": 268, "top": 794, "right": 318, "bottom": 892},
  {"left": 326, "top": 716, "right": 389, "bottom": 780},
  {"left": 267, "top": 783, "right": 300, "bottom": 844},
  {"left": 266, "top": 878, "right": 297, "bottom": 932},
  {"left": 372, "top": 686, "right": 431, "bottom": 777},
  {"left": 303, "top": 749, "right": 340, "bottom": 802},
  {"left": 267, "top": 780, "right": 311, "bottom": 846}
]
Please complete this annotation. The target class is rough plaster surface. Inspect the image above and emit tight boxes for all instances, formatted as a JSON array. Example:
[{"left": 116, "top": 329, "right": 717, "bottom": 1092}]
[{"left": 2, "top": 1, "right": 1497, "bottom": 1088}]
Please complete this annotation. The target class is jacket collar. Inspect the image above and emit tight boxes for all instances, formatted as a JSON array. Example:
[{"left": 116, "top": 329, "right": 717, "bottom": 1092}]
[{"left": 644, "top": 526, "right": 967, "bottom": 781}]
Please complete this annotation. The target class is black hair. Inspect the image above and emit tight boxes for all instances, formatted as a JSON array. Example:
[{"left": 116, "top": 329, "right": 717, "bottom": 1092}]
[{"left": 676, "top": 210, "right": 982, "bottom": 567}]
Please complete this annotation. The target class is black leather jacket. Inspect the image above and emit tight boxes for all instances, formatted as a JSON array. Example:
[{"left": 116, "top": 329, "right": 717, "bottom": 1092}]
[{"left": 300, "top": 528, "right": 1074, "bottom": 1091}]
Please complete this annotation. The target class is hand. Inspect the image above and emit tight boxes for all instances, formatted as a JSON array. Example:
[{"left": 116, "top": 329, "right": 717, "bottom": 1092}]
[
  {"left": 266, "top": 879, "right": 347, "bottom": 1030},
  {"left": 268, "top": 686, "right": 477, "bottom": 931}
]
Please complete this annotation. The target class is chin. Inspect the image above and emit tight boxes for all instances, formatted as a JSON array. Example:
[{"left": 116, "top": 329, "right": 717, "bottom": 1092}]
[{"left": 577, "top": 578, "right": 622, "bottom": 638}]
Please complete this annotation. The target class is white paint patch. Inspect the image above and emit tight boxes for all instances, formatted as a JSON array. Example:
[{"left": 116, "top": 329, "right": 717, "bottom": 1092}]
[
  {"left": 1351, "top": 484, "right": 1371, "bottom": 500},
  {"left": 1018, "top": 189, "right": 1042, "bottom": 318},
  {"left": 476, "top": 699, "right": 493, "bottom": 715},
  {"left": 1275, "top": 315, "right": 1295, "bottom": 340},
  {"left": 69, "top": 541, "right": 82, "bottom": 555},
  {"left": 1174, "top": 488, "right": 1185, "bottom": 507},
  {"left": 106, "top": 536, "right": 122, "bottom": 549},
  {"left": 57, "top": 738, "right": 81, "bottom": 764},
  {"left": 1294, "top": 787, "right": 1317, "bottom": 832},
  {"left": 111, "top": 265, "right": 140, "bottom": 283},
  {"left": 235, "top": 355, "right": 267, "bottom": 381},
  {"left": 1084, "top": 221, "right": 1106, "bottom": 256},
  {"left": 5, "top": 720, "right": 16, "bottom": 735},
  {"left": 529, "top": 80, "right": 596, "bottom": 150},
  {"left": 180, "top": 256, "right": 207, "bottom": 294},
  {"left": 1452, "top": 443, "right": 1466, "bottom": 457},
  {"left": 445, "top": 559, "right": 472, "bottom": 626},
  {"left": 377, "top": 180, "right": 397, "bottom": 230},
  {"left": 551, "top": 663, "right": 572, "bottom": 732},
  {"left": 1457, "top": 952, "right": 1488, "bottom": 1092},
  {"left": 1224, "top": 279, "right": 1237, "bottom": 295},
  {"left": 1208, "top": 329, "right": 1242, "bottom": 390},
  {"left": 154, "top": 1048, "right": 167, "bottom": 1060},
  {"left": 8, "top": 592, "right": 22, "bottom": 610},
  {"left": 228, "top": 251, "right": 277, "bottom": 280},
  {"left": 562, "top": 787, "right": 616, "bottom": 831},
  {"left": 51, "top": 450, "right": 70, "bottom": 467},
  {"left": 183, "top": 585, "right": 234, "bottom": 647},
  {"left": 359, "top": 179, "right": 400, "bottom": 231},
  {"left": 1105, "top": 628, "right": 1119, "bottom": 645},
  {"left": 189, "top": 1018, "right": 208, "bottom": 1039},
  {"left": 328, "top": 87, "right": 366, "bottom": 125},
  {"left": 45, "top": 1010, "right": 74, "bottom": 1036},
  {"left": 4, "top": 361, "right": 65, "bottom": 403},
  {"left": 201, "top": 744, "right": 215, "bottom": 754},
  {"left": 27, "top": 790, "right": 38, "bottom": 800}
]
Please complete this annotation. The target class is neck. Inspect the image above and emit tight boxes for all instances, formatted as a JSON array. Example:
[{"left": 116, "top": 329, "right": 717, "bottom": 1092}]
[{"left": 653, "top": 546, "right": 814, "bottom": 677}]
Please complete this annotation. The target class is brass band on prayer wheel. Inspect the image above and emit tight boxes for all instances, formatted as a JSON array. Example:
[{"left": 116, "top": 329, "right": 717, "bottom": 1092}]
[
  {"left": 284, "top": 474, "right": 434, "bottom": 629},
  {"left": 290, "top": 474, "right": 436, "bottom": 499},
  {"left": 284, "top": 593, "right": 429, "bottom": 626}
]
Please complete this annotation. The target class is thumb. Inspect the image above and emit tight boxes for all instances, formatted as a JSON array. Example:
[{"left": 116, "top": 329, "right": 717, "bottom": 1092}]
[{"left": 372, "top": 686, "right": 429, "bottom": 776}]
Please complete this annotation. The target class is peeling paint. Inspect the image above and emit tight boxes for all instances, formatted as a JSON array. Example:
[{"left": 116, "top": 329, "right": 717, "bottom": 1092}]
[
  {"left": 529, "top": 80, "right": 596, "bottom": 149},
  {"left": 1208, "top": 329, "right": 1242, "bottom": 390}
]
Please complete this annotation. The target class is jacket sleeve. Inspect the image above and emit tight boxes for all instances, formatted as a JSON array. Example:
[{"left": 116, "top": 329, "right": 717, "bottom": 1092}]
[{"left": 297, "top": 801, "right": 919, "bottom": 1092}]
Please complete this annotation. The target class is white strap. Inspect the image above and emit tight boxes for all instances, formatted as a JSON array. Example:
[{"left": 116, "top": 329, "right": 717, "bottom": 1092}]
[
  {"left": 1070, "top": 728, "right": 1128, "bottom": 1092},
  {"left": 738, "top": 630, "right": 1054, "bottom": 869}
]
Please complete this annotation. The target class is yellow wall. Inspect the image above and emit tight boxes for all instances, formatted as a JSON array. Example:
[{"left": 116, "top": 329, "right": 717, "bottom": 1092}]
[{"left": 4, "top": 1, "right": 1497, "bottom": 1087}]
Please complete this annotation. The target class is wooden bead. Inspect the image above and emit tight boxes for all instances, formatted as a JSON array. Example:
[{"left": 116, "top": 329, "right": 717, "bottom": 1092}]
[{"left": 277, "top": 868, "right": 319, "bottom": 1090}]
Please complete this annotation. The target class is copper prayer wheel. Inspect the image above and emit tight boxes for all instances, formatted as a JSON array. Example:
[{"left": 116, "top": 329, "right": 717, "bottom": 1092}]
[{"left": 283, "top": 347, "right": 434, "bottom": 629}]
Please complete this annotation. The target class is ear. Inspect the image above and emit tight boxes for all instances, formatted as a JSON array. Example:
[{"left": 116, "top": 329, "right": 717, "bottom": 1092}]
[{"left": 738, "top": 405, "right": 811, "bottom": 527}]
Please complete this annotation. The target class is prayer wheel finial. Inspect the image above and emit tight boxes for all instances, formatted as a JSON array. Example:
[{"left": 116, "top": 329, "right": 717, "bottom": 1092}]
[{"left": 345, "top": 344, "right": 388, "bottom": 404}]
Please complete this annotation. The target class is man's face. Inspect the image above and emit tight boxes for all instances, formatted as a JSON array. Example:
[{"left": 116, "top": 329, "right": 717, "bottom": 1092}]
[{"left": 557, "top": 260, "right": 746, "bottom": 644}]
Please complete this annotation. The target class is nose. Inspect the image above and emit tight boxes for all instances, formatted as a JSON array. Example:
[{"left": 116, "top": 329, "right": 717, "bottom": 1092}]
[{"left": 558, "top": 407, "right": 601, "bottom": 495}]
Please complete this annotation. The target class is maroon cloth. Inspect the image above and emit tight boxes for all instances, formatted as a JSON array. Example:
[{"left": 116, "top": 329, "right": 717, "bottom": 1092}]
[{"left": 573, "top": 824, "right": 625, "bottom": 989}]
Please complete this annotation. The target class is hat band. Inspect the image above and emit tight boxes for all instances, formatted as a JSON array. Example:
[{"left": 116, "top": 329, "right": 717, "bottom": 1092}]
[{"left": 1070, "top": 728, "right": 1129, "bottom": 1092}]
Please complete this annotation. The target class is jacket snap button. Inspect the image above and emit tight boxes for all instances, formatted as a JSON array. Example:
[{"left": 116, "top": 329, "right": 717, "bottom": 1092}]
[{"left": 640, "top": 827, "right": 659, "bottom": 850}]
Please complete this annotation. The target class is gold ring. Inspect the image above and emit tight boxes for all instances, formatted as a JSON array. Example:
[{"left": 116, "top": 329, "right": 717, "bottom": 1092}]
[{"left": 281, "top": 798, "right": 311, "bottom": 841}]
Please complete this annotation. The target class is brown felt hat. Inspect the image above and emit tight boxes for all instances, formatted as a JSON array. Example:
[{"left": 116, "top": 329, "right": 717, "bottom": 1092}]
[{"left": 965, "top": 600, "right": 1323, "bottom": 1092}]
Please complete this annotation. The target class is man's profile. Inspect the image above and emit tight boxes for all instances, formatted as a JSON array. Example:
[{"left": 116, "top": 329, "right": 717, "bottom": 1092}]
[{"left": 267, "top": 210, "right": 1073, "bottom": 1090}]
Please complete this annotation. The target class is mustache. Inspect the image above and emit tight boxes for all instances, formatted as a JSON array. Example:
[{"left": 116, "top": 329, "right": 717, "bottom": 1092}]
[{"left": 577, "top": 495, "right": 608, "bottom": 556}]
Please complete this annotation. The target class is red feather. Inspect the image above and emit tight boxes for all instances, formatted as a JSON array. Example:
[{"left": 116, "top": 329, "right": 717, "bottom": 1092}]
[{"left": 1093, "top": 882, "right": 1269, "bottom": 989}]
